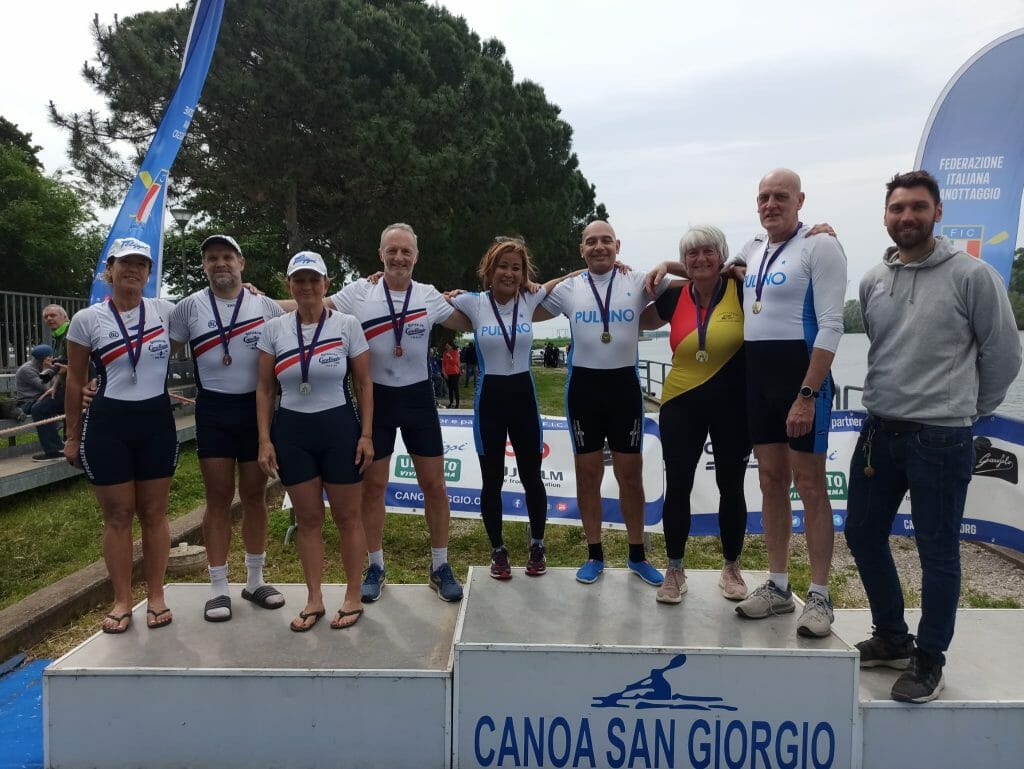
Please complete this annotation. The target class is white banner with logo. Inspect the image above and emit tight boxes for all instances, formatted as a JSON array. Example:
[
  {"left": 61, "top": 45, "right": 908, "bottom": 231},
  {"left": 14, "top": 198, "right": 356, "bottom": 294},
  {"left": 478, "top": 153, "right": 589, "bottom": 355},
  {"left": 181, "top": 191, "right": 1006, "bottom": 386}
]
[{"left": 286, "top": 410, "right": 1024, "bottom": 550}]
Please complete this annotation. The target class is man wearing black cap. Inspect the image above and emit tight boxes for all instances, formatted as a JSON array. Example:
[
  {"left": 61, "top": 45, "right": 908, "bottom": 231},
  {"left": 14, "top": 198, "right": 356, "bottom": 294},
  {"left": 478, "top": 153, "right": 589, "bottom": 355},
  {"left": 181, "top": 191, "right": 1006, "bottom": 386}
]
[
  {"left": 169, "top": 235, "right": 287, "bottom": 622},
  {"left": 15, "top": 344, "right": 64, "bottom": 460}
]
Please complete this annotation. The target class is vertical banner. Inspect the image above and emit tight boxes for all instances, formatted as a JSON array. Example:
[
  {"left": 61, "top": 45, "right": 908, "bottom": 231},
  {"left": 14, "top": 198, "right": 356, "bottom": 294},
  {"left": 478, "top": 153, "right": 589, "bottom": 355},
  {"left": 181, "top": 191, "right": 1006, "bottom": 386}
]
[
  {"left": 915, "top": 28, "right": 1024, "bottom": 286},
  {"left": 88, "top": 0, "right": 225, "bottom": 303}
]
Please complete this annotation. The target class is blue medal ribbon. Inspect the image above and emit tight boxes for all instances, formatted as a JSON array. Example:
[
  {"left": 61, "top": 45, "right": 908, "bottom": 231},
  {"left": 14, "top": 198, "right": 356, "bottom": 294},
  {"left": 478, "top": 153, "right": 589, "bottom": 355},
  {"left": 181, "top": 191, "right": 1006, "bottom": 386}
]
[
  {"left": 753, "top": 221, "right": 803, "bottom": 310},
  {"left": 295, "top": 309, "right": 327, "bottom": 393},
  {"left": 487, "top": 291, "right": 520, "bottom": 357},
  {"left": 382, "top": 278, "right": 412, "bottom": 356},
  {"left": 207, "top": 288, "right": 244, "bottom": 365},
  {"left": 107, "top": 299, "right": 145, "bottom": 384},
  {"left": 585, "top": 270, "right": 615, "bottom": 342},
  {"left": 691, "top": 278, "right": 725, "bottom": 362}
]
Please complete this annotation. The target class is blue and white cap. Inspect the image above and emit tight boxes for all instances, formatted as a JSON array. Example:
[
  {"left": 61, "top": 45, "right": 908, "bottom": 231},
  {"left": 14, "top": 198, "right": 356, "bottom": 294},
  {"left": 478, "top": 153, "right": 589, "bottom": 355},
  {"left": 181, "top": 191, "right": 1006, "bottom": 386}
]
[
  {"left": 108, "top": 237, "right": 152, "bottom": 262},
  {"left": 286, "top": 251, "right": 329, "bottom": 277}
]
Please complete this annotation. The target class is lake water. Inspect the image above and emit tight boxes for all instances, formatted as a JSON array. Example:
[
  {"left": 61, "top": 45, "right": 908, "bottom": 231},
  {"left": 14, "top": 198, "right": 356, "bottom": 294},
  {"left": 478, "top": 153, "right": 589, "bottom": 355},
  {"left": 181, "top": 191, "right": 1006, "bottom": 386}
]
[{"left": 638, "top": 331, "right": 1024, "bottom": 420}]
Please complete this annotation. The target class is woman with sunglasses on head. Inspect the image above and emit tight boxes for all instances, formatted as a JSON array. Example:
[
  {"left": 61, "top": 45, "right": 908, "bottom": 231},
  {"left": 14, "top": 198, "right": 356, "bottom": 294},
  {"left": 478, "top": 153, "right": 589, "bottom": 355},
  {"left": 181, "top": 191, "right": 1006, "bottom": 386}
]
[
  {"left": 256, "top": 251, "right": 374, "bottom": 632},
  {"left": 64, "top": 238, "right": 181, "bottom": 634},
  {"left": 445, "top": 237, "right": 585, "bottom": 579}
]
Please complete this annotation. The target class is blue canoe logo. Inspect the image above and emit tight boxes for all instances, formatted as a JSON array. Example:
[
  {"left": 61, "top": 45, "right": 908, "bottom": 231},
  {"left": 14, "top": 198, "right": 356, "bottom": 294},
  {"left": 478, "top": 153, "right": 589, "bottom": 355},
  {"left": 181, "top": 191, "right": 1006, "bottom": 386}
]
[{"left": 591, "top": 654, "right": 737, "bottom": 711}]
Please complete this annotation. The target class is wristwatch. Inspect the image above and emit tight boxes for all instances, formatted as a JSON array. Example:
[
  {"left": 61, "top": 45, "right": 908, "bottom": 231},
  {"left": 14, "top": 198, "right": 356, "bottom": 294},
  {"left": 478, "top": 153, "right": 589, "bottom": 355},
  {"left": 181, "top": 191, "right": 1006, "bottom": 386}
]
[{"left": 798, "top": 385, "right": 816, "bottom": 399}]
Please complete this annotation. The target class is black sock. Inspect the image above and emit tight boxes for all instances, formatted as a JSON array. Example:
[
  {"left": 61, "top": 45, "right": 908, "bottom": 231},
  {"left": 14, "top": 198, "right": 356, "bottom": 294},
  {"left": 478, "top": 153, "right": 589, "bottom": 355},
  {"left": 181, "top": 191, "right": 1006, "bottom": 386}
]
[
  {"left": 628, "top": 543, "right": 645, "bottom": 563},
  {"left": 588, "top": 543, "right": 604, "bottom": 562}
]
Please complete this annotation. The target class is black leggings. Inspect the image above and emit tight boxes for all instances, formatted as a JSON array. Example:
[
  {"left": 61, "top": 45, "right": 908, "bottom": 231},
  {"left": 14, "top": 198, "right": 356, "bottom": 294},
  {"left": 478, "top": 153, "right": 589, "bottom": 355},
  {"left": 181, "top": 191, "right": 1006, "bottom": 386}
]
[
  {"left": 476, "top": 373, "right": 547, "bottom": 547},
  {"left": 446, "top": 374, "right": 460, "bottom": 407},
  {"left": 660, "top": 379, "right": 750, "bottom": 562}
]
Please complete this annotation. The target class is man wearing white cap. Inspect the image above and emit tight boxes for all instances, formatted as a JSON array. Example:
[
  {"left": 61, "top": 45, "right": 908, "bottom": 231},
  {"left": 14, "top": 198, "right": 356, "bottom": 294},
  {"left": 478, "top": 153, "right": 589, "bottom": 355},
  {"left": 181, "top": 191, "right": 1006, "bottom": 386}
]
[{"left": 169, "top": 235, "right": 287, "bottom": 622}]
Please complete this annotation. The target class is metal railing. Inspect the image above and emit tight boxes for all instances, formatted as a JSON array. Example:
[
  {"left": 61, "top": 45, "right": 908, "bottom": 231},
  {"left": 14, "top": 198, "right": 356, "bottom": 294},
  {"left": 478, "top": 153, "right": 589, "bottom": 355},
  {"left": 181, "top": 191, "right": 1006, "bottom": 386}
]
[{"left": 1, "top": 291, "right": 89, "bottom": 372}]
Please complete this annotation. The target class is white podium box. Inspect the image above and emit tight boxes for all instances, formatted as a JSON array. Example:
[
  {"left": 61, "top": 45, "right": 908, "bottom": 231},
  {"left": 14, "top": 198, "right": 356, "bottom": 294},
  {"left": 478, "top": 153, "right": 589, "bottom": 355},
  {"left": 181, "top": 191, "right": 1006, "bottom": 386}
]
[
  {"left": 44, "top": 583, "right": 459, "bottom": 769},
  {"left": 453, "top": 568, "right": 860, "bottom": 769},
  {"left": 832, "top": 608, "right": 1024, "bottom": 769}
]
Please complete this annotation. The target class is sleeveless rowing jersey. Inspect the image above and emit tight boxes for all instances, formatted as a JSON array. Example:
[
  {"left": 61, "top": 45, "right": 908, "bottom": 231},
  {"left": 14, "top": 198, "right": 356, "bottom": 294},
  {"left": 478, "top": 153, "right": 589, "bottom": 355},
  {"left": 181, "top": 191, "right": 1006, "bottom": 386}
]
[
  {"left": 656, "top": 279, "right": 745, "bottom": 404},
  {"left": 735, "top": 226, "right": 846, "bottom": 353},
  {"left": 169, "top": 289, "right": 283, "bottom": 394},
  {"left": 329, "top": 278, "right": 454, "bottom": 386},
  {"left": 542, "top": 269, "right": 666, "bottom": 369},
  {"left": 451, "top": 289, "right": 546, "bottom": 376},
  {"left": 68, "top": 297, "right": 177, "bottom": 401},
  {"left": 257, "top": 310, "right": 369, "bottom": 414}
]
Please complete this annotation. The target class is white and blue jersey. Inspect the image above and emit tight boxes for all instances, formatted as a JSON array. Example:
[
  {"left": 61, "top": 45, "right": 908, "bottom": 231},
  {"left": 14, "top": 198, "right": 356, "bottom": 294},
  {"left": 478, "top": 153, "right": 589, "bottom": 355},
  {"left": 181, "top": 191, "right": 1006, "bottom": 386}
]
[
  {"left": 451, "top": 289, "right": 546, "bottom": 376},
  {"left": 169, "top": 290, "right": 283, "bottom": 394},
  {"left": 67, "top": 298, "right": 177, "bottom": 401},
  {"left": 257, "top": 310, "right": 369, "bottom": 414}
]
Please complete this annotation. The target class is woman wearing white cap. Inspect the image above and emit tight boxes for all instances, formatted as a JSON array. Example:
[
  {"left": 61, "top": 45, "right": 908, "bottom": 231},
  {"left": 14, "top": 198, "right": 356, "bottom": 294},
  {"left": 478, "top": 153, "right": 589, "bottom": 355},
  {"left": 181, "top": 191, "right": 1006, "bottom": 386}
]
[
  {"left": 64, "top": 237, "right": 180, "bottom": 634},
  {"left": 256, "top": 251, "right": 374, "bottom": 631}
]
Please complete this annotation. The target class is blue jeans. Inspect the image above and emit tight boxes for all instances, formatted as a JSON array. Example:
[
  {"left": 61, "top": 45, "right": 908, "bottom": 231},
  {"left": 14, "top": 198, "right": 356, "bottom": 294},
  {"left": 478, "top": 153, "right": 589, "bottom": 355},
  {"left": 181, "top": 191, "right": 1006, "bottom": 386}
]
[
  {"left": 844, "top": 418, "right": 974, "bottom": 664},
  {"left": 28, "top": 394, "right": 64, "bottom": 454}
]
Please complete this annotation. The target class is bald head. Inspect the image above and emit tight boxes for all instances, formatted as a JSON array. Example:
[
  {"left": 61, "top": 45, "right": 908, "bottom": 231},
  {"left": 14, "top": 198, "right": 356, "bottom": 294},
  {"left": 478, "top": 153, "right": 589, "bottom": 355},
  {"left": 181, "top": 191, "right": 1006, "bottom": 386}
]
[
  {"left": 580, "top": 219, "right": 620, "bottom": 275},
  {"left": 757, "top": 168, "right": 805, "bottom": 242}
]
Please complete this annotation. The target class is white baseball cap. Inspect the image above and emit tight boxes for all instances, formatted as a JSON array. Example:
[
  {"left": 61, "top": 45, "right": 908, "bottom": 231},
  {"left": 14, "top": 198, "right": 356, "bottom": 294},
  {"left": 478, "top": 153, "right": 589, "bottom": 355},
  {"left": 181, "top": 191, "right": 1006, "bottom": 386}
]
[
  {"left": 286, "top": 251, "right": 329, "bottom": 277},
  {"left": 108, "top": 237, "right": 152, "bottom": 262},
  {"left": 201, "top": 234, "right": 242, "bottom": 255}
]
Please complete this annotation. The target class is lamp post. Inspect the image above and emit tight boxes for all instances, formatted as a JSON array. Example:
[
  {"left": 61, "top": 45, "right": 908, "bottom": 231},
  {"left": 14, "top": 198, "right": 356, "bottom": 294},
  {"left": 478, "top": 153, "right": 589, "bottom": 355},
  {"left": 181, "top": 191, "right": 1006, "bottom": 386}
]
[{"left": 170, "top": 206, "right": 194, "bottom": 296}]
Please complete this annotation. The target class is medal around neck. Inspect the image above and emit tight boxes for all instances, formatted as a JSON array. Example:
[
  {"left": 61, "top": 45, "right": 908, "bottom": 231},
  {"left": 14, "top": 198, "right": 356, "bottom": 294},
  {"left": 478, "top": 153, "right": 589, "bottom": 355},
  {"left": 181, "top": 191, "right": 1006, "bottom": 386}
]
[
  {"left": 601, "top": 331, "right": 612, "bottom": 343},
  {"left": 394, "top": 345, "right": 404, "bottom": 358},
  {"left": 695, "top": 350, "right": 709, "bottom": 363},
  {"left": 752, "top": 301, "right": 762, "bottom": 314},
  {"left": 299, "top": 382, "right": 312, "bottom": 395}
]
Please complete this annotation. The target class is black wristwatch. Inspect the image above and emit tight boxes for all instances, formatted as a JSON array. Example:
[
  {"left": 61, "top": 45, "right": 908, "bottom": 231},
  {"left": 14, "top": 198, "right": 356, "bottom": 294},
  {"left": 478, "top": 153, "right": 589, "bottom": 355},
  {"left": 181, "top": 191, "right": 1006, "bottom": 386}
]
[{"left": 798, "top": 385, "right": 816, "bottom": 399}]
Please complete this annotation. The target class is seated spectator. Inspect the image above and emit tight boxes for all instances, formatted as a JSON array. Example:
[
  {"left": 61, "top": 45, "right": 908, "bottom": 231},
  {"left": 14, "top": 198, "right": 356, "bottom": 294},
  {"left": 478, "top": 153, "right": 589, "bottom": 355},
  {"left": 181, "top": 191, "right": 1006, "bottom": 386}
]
[{"left": 14, "top": 345, "right": 64, "bottom": 461}]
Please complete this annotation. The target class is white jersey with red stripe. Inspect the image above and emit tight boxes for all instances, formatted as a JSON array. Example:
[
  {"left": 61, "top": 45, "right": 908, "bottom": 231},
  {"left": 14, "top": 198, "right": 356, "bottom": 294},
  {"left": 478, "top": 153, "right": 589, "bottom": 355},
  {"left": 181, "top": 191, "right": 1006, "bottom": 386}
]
[
  {"left": 67, "top": 297, "right": 177, "bottom": 401},
  {"left": 451, "top": 288, "right": 546, "bottom": 376},
  {"left": 329, "top": 279, "right": 454, "bottom": 387},
  {"left": 169, "top": 289, "right": 283, "bottom": 394},
  {"left": 257, "top": 310, "right": 369, "bottom": 413}
]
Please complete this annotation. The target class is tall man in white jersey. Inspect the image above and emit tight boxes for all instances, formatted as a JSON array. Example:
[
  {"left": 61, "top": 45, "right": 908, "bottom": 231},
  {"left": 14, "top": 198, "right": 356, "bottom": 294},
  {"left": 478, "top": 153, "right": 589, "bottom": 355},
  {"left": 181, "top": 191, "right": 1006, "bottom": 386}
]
[
  {"left": 542, "top": 220, "right": 669, "bottom": 586},
  {"left": 732, "top": 169, "right": 848, "bottom": 638},
  {"left": 169, "top": 235, "right": 286, "bottom": 622},
  {"left": 326, "top": 223, "right": 471, "bottom": 602}
]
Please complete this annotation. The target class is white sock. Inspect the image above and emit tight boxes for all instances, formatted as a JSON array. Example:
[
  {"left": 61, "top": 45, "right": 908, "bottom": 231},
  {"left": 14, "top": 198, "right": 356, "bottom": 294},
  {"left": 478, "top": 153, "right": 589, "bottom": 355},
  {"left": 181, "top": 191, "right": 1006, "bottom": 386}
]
[
  {"left": 209, "top": 564, "right": 229, "bottom": 597},
  {"left": 368, "top": 549, "right": 385, "bottom": 569},
  {"left": 809, "top": 582, "right": 830, "bottom": 601},
  {"left": 768, "top": 572, "right": 789, "bottom": 592},
  {"left": 244, "top": 552, "right": 266, "bottom": 593},
  {"left": 431, "top": 547, "right": 448, "bottom": 572}
]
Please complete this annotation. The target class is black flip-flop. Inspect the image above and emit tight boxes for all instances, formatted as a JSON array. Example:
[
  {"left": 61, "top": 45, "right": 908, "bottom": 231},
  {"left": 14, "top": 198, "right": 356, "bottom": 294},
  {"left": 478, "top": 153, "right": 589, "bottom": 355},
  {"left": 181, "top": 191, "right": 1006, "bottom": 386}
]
[
  {"left": 101, "top": 612, "right": 132, "bottom": 634},
  {"left": 146, "top": 607, "right": 173, "bottom": 629},
  {"left": 204, "top": 595, "right": 232, "bottom": 622},
  {"left": 330, "top": 608, "right": 364, "bottom": 630},
  {"left": 241, "top": 585, "right": 285, "bottom": 610},
  {"left": 290, "top": 609, "right": 325, "bottom": 633}
]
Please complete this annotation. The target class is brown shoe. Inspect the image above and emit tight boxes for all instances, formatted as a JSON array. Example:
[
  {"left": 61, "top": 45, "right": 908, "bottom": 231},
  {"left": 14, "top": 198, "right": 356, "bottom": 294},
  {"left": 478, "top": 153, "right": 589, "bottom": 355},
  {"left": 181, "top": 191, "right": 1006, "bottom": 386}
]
[{"left": 656, "top": 566, "right": 687, "bottom": 604}]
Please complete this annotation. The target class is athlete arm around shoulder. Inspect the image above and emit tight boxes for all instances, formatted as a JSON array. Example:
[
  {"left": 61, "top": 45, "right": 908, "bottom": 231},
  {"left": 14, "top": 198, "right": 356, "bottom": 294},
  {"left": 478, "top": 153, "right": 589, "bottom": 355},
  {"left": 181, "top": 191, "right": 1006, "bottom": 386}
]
[
  {"left": 644, "top": 261, "right": 687, "bottom": 295},
  {"left": 255, "top": 350, "right": 279, "bottom": 478},
  {"left": 62, "top": 341, "right": 91, "bottom": 467},
  {"left": 530, "top": 268, "right": 588, "bottom": 321},
  {"left": 348, "top": 350, "right": 375, "bottom": 472}
]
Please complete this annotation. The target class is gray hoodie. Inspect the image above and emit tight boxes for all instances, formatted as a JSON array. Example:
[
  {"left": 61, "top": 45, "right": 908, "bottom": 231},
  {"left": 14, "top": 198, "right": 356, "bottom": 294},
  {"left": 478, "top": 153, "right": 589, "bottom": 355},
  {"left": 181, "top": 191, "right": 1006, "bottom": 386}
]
[{"left": 859, "top": 236, "right": 1021, "bottom": 426}]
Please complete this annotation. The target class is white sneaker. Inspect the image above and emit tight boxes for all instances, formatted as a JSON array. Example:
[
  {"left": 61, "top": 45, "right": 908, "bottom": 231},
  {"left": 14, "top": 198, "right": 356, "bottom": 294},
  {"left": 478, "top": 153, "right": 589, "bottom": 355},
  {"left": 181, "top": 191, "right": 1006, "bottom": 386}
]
[
  {"left": 735, "top": 580, "right": 794, "bottom": 618},
  {"left": 718, "top": 562, "right": 748, "bottom": 600},
  {"left": 656, "top": 566, "right": 687, "bottom": 604},
  {"left": 796, "top": 592, "right": 834, "bottom": 638}
]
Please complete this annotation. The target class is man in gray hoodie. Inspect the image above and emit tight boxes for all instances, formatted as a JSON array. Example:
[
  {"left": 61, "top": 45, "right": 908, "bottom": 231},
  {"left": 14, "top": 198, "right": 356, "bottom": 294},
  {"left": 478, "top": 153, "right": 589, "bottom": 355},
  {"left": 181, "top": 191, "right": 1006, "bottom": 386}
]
[{"left": 845, "top": 170, "right": 1022, "bottom": 704}]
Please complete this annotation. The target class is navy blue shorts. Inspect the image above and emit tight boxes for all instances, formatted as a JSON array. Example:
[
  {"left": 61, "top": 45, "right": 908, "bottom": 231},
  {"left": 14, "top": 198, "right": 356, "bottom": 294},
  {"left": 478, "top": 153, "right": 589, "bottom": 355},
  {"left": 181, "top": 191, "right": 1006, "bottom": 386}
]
[
  {"left": 745, "top": 341, "right": 833, "bottom": 454},
  {"left": 81, "top": 395, "right": 179, "bottom": 485},
  {"left": 371, "top": 380, "right": 443, "bottom": 459},
  {"left": 195, "top": 390, "right": 259, "bottom": 462},
  {"left": 566, "top": 366, "right": 644, "bottom": 454},
  {"left": 271, "top": 405, "right": 363, "bottom": 486}
]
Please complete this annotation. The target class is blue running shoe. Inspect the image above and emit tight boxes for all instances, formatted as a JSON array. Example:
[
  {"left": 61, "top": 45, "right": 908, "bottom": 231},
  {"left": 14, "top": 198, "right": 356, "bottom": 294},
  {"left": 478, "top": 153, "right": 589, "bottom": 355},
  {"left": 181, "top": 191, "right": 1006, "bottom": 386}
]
[
  {"left": 628, "top": 559, "right": 664, "bottom": 586},
  {"left": 575, "top": 559, "right": 605, "bottom": 584},
  {"left": 361, "top": 563, "right": 385, "bottom": 603},
  {"left": 429, "top": 563, "right": 464, "bottom": 602}
]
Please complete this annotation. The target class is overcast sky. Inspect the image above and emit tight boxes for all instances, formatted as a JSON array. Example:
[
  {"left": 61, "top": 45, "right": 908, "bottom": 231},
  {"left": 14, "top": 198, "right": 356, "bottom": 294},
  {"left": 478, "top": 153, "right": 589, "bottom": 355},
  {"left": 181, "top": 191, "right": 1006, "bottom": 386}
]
[{"left": 3, "top": 1, "right": 1023, "bottom": 302}]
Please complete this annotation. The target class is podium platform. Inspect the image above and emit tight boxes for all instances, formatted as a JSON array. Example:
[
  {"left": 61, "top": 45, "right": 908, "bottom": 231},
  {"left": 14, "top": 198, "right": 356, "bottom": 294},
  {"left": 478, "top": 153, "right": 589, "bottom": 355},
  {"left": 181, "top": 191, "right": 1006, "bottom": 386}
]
[
  {"left": 43, "top": 583, "right": 459, "bottom": 769},
  {"left": 832, "top": 608, "right": 1024, "bottom": 769},
  {"left": 454, "top": 568, "right": 859, "bottom": 769}
]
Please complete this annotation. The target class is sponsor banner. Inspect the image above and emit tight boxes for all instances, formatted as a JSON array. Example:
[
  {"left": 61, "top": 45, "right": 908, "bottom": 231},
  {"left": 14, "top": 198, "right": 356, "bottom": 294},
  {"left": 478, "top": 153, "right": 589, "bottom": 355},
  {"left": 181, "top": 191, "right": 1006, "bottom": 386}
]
[
  {"left": 915, "top": 29, "right": 1024, "bottom": 286},
  {"left": 456, "top": 649, "right": 855, "bottom": 769},
  {"left": 88, "top": 0, "right": 225, "bottom": 303}
]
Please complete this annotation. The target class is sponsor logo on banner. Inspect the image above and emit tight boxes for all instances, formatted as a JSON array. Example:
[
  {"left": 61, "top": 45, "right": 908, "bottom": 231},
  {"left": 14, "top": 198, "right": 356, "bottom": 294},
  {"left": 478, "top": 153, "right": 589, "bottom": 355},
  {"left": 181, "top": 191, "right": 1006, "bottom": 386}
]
[
  {"left": 395, "top": 454, "right": 462, "bottom": 482},
  {"left": 941, "top": 225, "right": 984, "bottom": 258},
  {"left": 472, "top": 654, "right": 838, "bottom": 769},
  {"left": 790, "top": 472, "right": 847, "bottom": 501},
  {"left": 972, "top": 437, "right": 1018, "bottom": 484},
  {"left": 506, "top": 441, "right": 551, "bottom": 459}
]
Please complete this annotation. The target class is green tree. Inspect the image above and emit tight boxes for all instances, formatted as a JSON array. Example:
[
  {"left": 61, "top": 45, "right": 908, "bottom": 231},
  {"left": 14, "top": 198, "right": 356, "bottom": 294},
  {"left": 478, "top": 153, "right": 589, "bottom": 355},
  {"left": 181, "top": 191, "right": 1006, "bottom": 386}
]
[
  {"left": 0, "top": 117, "right": 43, "bottom": 170},
  {"left": 51, "top": 0, "right": 604, "bottom": 290},
  {"left": 0, "top": 143, "right": 97, "bottom": 295},
  {"left": 843, "top": 299, "right": 864, "bottom": 333},
  {"left": 1009, "top": 247, "right": 1024, "bottom": 330}
]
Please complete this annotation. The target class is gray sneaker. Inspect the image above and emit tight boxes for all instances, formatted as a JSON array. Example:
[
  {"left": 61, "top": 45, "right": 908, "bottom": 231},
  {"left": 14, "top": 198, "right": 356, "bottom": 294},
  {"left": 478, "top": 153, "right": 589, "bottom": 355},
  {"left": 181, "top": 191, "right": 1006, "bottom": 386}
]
[
  {"left": 796, "top": 592, "right": 834, "bottom": 638},
  {"left": 718, "top": 562, "right": 748, "bottom": 601},
  {"left": 735, "top": 580, "right": 794, "bottom": 619},
  {"left": 655, "top": 566, "right": 687, "bottom": 604}
]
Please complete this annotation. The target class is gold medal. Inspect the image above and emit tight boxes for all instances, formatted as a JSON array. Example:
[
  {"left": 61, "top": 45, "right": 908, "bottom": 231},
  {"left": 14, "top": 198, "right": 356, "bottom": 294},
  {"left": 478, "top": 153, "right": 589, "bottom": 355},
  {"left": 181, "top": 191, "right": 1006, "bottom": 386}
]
[
  {"left": 222, "top": 354, "right": 232, "bottom": 366},
  {"left": 863, "top": 466, "right": 875, "bottom": 478},
  {"left": 601, "top": 331, "right": 612, "bottom": 343},
  {"left": 752, "top": 300, "right": 762, "bottom": 314},
  {"left": 695, "top": 350, "right": 709, "bottom": 363}
]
